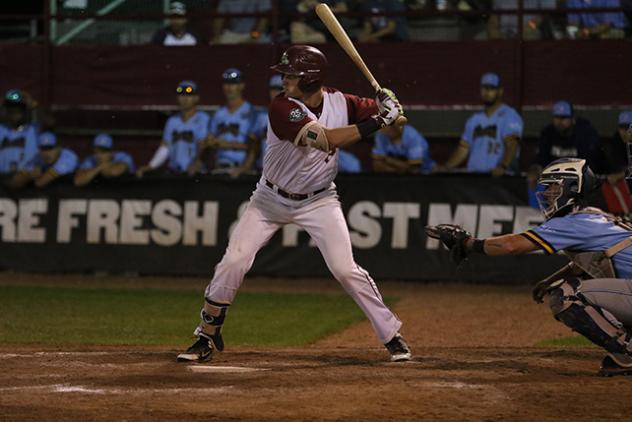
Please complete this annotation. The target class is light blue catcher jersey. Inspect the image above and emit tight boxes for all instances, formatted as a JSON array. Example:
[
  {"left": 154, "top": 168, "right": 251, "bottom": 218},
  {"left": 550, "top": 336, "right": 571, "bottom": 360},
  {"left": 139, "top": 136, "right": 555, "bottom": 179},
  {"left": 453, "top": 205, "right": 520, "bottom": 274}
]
[
  {"left": 80, "top": 151, "right": 136, "bottom": 173},
  {"left": 25, "top": 148, "right": 79, "bottom": 176},
  {"left": 462, "top": 104, "right": 523, "bottom": 172},
  {"left": 373, "top": 125, "right": 435, "bottom": 172},
  {"left": 0, "top": 123, "right": 39, "bottom": 174},
  {"left": 163, "top": 111, "right": 210, "bottom": 173},
  {"left": 525, "top": 210, "right": 632, "bottom": 279},
  {"left": 209, "top": 102, "right": 258, "bottom": 166}
]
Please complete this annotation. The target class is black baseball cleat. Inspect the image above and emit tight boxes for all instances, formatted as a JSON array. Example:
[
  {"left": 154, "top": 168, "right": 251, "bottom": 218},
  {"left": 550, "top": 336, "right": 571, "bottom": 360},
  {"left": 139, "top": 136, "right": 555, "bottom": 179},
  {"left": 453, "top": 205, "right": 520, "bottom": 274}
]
[
  {"left": 598, "top": 353, "right": 632, "bottom": 377},
  {"left": 385, "top": 333, "right": 412, "bottom": 362},
  {"left": 177, "top": 336, "right": 213, "bottom": 362}
]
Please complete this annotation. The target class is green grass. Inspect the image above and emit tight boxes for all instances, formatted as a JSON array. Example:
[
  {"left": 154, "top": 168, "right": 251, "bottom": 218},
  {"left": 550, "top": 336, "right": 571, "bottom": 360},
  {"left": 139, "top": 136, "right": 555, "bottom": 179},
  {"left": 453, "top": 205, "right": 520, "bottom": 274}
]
[
  {"left": 0, "top": 285, "right": 380, "bottom": 347},
  {"left": 536, "top": 336, "right": 595, "bottom": 348}
]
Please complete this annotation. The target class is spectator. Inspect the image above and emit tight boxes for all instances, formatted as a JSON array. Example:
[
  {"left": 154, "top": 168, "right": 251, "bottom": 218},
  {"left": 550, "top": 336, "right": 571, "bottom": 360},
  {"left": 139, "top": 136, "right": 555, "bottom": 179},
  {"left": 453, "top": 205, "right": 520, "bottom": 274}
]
[
  {"left": 372, "top": 124, "right": 435, "bottom": 173},
  {"left": 0, "top": 89, "right": 39, "bottom": 176},
  {"left": 74, "top": 133, "right": 135, "bottom": 186},
  {"left": 9, "top": 132, "right": 78, "bottom": 189},
  {"left": 534, "top": 101, "right": 601, "bottom": 170},
  {"left": 195, "top": 69, "right": 259, "bottom": 174},
  {"left": 151, "top": 2, "right": 199, "bottom": 46},
  {"left": 338, "top": 149, "right": 363, "bottom": 173},
  {"left": 439, "top": 73, "right": 523, "bottom": 176},
  {"left": 487, "top": 0, "right": 556, "bottom": 40},
  {"left": 290, "top": 1, "right": 351, "bottom": 44},
  {"left": 212, "top": 0, "right": 272, "bottom": 44},
  {"left": 358, "top": 0, "right": 409, "bottom": 42},
  {"left": 137, "top": 81, "right": 210, "bottom": 177},
  {"left": 567, "top": 0, "right": 627, "bottom": 39}
]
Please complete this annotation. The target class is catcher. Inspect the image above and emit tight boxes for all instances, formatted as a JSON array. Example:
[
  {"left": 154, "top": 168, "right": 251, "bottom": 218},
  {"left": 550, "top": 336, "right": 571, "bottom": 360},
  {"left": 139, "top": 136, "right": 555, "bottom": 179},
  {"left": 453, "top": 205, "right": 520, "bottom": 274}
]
[{"left": 427, "top": 157, "right": 632, "bottom": 377}]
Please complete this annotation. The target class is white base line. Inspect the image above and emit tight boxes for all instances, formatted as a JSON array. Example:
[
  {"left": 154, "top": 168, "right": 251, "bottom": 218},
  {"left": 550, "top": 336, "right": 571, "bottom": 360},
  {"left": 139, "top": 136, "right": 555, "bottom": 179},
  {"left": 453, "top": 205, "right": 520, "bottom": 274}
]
[
  {"left": 189, "top": 365, "right": 269, "bottom": 373},
  {"left": 0, "top": 384, "right": 234, "bottom": 395}
]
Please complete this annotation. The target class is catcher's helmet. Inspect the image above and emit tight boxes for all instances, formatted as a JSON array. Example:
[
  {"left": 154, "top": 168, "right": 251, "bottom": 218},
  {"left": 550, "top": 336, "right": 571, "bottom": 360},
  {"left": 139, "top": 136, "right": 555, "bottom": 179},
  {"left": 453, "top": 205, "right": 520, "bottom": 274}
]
[
  {"left": 536, "top": 158, "right": 596, "bottom": 220},
  {"left": 270, "top": 45, "right": 327, "bottom": 93}
]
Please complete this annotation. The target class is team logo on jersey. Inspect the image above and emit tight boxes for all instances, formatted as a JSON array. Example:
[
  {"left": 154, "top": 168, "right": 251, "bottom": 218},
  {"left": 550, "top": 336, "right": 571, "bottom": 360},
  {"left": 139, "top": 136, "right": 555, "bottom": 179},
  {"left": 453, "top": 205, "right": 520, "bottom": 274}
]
[{"left": 288, "top": 108, "right": 306, "bottom": 122}]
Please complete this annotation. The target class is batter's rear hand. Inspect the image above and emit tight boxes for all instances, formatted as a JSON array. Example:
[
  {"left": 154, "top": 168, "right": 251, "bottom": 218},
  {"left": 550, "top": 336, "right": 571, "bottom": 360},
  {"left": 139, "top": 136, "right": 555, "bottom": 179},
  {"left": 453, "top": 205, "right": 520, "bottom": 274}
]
[{"left": 425, "top": 224, "right": 472, "bottom": 264}]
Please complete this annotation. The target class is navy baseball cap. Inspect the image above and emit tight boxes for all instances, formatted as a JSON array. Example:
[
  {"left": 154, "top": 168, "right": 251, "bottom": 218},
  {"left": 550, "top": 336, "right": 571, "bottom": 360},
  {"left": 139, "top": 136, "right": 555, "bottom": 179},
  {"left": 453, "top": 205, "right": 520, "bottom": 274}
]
[
  {"left": 94, "top": 133, "right": 113, "bottom": 149},
  {"left": 618, "top": 111, "right": 632, "bottom": 126},
  {"left": 552, "top": 101, "right": 574, "bottom": 118},
  {"left": 38, "top": 132, "right": 57, "bottom": 149},
  {"left": 269, "top": 74, "right": 283, "bottom": 89},
  {"left": 222, "top": 68, "right": 243, "bottom": 84},
  {"left": 176, "top": 80, "right": 198, "bottom": 95},
  {"left": 480, "top": 73, "right": 501, "bottom": 88},
  {"left": 4, "top": 89, "right": 26, "bottom": 106}
]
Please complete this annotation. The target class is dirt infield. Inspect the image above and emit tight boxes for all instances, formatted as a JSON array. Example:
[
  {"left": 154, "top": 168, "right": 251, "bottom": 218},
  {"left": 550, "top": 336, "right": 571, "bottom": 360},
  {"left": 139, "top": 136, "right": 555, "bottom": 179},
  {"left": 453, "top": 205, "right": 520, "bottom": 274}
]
[{"left": 2, "top": 275, "right": 632, "bottom": 421}]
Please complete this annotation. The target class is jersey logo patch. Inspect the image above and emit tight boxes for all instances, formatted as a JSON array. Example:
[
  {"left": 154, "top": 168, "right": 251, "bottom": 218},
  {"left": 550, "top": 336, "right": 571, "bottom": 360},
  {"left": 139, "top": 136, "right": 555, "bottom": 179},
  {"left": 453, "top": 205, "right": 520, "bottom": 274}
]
[{"left": 288, "top": 108, "right": 306, "bottom": 123}]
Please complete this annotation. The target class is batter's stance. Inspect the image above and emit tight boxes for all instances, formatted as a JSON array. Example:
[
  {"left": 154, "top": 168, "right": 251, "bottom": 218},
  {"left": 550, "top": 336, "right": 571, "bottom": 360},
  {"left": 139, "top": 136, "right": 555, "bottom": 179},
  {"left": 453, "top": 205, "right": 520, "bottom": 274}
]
[{"left": 177, "top": 45, "right": 411, "bottom": 363}]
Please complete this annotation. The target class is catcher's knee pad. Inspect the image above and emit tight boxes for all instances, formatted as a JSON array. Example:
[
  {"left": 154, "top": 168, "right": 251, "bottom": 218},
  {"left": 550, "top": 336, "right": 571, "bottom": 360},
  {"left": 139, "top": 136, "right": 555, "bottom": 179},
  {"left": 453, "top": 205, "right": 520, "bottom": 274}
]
[
  {"left": 549, "top": 279, "right": 631, "bottom": 354},
  {"left": 194, "top": 299, "right": 229, "bottom": 352}
]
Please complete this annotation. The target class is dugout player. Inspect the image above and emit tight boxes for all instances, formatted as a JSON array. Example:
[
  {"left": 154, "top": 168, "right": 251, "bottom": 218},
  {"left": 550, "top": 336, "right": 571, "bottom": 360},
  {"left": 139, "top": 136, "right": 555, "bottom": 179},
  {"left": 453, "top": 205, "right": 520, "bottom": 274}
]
[
  {"left": 195, "top": 68, "right": 259, "bottom": 173},
  {"left": 8, "top": 132, "right": 78, "bottom": 189},
  {"left": 373, "top": 123, "right": 434, "bottom": 173},
  {"left": 136, "top": 80, "right": 209, "bottom": 177},
  {"left": 438, "top": 73, "right": 523, "bottom": 176},
  {"left": 0, "top": 89, "right": 39, "bottom": 176},
  {"left": 74, "top": 133, "right": 135, "bottom": 186},
  {"left": 232, "top": 74, "right": 285, "bottom": 177},
  {"left": 177, "top": 45, "right": 411, "bottom": 363},
  {"left": 427, "top": 156, "right": 632, "bottom": 376}
]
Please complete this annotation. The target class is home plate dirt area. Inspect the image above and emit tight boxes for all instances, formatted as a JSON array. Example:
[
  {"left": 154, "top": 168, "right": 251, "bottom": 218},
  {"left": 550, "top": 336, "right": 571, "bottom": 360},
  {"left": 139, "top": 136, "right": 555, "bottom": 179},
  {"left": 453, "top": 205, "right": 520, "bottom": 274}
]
[{"left": 1, "top": 279, "right": 632, "bottom": 421}]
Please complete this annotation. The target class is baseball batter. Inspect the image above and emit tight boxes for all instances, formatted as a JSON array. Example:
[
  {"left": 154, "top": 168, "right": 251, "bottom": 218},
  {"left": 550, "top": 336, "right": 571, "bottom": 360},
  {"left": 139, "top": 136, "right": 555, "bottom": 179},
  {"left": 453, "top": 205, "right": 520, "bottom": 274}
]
[
  {"left": 427, "top": 157, "right": 632, "bottom": 376},
  {"left": 177, "top": 45, "right": 411, "bottom": 363}
]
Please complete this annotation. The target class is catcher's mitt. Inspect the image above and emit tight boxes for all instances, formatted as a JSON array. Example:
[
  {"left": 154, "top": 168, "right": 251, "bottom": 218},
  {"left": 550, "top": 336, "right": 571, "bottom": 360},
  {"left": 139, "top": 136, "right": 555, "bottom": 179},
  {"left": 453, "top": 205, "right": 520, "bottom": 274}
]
[{"left": 425, "top": 224, "right": 472, "bottom": 264}]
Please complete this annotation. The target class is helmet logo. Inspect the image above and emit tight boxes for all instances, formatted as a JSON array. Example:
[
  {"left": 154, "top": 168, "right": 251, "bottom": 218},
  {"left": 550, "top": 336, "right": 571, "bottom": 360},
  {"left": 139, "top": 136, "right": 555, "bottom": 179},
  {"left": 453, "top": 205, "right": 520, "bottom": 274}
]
[
  {"left": 288, "top": 108, "right": 306, "bottom": 122},
  {"left": 280, "top": 52, "right": 289, "bottom": 65}
]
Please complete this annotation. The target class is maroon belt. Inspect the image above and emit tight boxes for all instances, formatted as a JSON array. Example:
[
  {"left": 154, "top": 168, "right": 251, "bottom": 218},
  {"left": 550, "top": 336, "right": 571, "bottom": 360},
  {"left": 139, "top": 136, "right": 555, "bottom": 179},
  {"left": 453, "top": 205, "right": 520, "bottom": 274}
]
[{"left": 265, "top": 179, "right": 326, "bottom": 201}]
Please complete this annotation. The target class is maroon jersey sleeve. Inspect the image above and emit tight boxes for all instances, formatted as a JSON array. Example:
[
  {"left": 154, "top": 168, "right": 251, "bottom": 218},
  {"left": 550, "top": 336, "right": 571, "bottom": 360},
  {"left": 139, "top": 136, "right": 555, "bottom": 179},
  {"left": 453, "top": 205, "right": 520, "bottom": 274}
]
[
  {"left": 344, "top": 93, "right": 378, "bottom": 125},
  {"left": 268, "top": 97, "right": 314, "bottom": 142}
]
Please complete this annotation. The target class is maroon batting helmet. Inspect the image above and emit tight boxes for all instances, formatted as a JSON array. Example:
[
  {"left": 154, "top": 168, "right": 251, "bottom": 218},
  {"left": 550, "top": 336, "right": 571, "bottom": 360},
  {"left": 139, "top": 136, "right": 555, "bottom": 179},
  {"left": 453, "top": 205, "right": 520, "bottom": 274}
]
[{"left": 270, "top": 45, "right": 328, "bottom": 93}]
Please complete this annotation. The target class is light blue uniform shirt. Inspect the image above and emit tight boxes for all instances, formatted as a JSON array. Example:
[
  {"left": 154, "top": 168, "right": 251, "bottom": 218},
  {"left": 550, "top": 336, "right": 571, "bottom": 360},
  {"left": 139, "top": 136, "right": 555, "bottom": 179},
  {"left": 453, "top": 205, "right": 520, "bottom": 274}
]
[
  {"left": 163, "top": 111, "right": 210, "bottom": 173},
  {"left": 209, "top": 102, "right": 258, "bottom": 167},
  {"left": 338, "top": 150, "right": 362, "bottom": 173},
  {"left": 80, "top": 151, "right": 136, "bottom": 173},
  {"left": 526, "top": 211, "right": 632, "bottom": 278},
  {"left": 373, "top": 125, "right": 435, "bottom": 172},
  {"left": 462, "top": 104, "right": 523, "bottom": 172},
  {"left": 251, "top": 108, "right": 269, "bottom": 170},
  {"left": 0, "top": 123, "right": 39, "bottom": 174},
  {"left": 25, "top": 148, "right": 79, "bottom": 176}
]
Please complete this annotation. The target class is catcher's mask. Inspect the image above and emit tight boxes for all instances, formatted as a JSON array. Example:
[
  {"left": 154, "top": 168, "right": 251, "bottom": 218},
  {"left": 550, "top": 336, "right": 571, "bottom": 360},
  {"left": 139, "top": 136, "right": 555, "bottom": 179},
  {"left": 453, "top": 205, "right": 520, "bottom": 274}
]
[
  {"left": 536, "top": 158, "right": 595, "bottom": 220},
  {"left": 269, "top": 45, "right": 327, "bottom": 94}
]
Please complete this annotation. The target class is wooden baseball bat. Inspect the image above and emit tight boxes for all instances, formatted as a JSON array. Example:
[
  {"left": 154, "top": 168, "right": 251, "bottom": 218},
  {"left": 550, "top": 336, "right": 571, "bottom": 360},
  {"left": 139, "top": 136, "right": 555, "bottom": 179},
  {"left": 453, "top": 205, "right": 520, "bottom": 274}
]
[{"left": 315, "top": 3, "right": 407, "bottom": 126}]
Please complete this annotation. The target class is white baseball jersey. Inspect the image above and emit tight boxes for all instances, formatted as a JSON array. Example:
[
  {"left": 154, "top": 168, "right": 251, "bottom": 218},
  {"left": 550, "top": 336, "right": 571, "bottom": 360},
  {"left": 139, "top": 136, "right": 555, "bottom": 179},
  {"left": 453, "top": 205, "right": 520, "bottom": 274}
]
[{"left": 263, "top": 87, "right": 376, "bottom": 194}]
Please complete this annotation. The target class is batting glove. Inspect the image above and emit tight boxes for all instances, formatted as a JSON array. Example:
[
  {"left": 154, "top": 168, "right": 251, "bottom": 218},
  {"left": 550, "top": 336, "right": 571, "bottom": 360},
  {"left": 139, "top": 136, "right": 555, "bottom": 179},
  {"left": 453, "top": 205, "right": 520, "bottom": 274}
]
[{"left": 374, "top": 88, "right": 403, "bottom": 127}]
